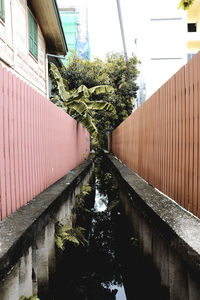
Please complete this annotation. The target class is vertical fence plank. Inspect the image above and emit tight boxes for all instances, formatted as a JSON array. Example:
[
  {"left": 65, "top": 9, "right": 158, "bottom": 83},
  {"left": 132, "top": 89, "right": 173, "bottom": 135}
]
[
  {"left": 4, "top": 68, "right": 12, "bottom": 217},
  {"left": 177, "top": 68, "right": 183, "bottom": 207},
  {"left": 17, "top": 79, "right": 23, "bottom": 208},
  {"left": 13, "top": 71, "right": 20, "bottom": 210},
  {"left": 21, "top": 80, "right": 26, "bottom": 205},
  {"left": 0, "top": 65, "right": 6, "bottom": 220},
  {"left": 166, "top": 80, "right": 170, "bottom": 197},
  {"left": 193, "top": 55, "right": 198, "bottom": 216},
  {"left": 168, "top": 78, "right": 173, "bottom": 199},
  {"left": 181, "top": 67, "right": 186, "bottom": 209},
  {"left": 198, "top": 53, "right": 200, "bottom": 218},
  {"left": 188, "top": 59, "right": 194, "bottom": 212},
  {"left": 8, "top": 72, "right": 14, "bottom": 213},
  {"left": 198, "top": 54, "right": 200, "bottom": 219},
  {"left": 175, "top": 72, "right": 179, "bottom": 204}
]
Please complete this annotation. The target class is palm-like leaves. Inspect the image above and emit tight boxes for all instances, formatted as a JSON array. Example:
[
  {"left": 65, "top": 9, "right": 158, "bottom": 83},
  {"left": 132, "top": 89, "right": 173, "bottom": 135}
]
[
  {"left": 49, "top": 63, "right": 115, "bottom": 143},
  {"left": 55, "top": 223, "right": 87, "bottom": 251},
  {"left": 19, "top": 296, "right": 40, "bottom": 300}
]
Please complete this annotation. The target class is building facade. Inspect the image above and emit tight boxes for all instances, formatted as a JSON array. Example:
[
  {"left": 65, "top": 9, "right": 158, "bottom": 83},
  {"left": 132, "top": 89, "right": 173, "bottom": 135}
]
[
  {"left": 132, "top": 0, "right": 187, "bottom": 105},
  {"left": 0, "top": 0, "right": 67, "bottom": 96},
  {"left": 134, "top": 0, "right": 200, "bottom": 106},
  {"left": 57, "top": 0, "right": 90, "bottom": 63}
]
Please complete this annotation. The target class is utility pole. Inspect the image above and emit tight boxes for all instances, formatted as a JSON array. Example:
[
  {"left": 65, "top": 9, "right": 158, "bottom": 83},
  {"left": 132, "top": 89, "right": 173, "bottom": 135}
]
[
  {"left": 116, "top": 0, "right": 128, "bottom": 64},
  {"left": 116, "top": 0, "right": 137, "bottom": 107}
]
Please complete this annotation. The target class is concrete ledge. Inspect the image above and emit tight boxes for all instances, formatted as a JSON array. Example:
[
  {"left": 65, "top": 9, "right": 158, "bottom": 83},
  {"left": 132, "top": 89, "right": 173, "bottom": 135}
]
[
  {"left": 106, "top": 153, "right": 200, "bottom": 274},
  {"left": 0, "top": 159, "right": 92, "bottom": 281}
]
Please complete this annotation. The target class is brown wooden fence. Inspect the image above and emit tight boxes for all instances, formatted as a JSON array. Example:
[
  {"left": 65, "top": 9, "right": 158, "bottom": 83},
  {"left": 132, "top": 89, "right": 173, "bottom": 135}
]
[
  {"left": 109, "top": 51, "right": 200, "bottom": 218},
  {"left": 0, "top": 64, "right": 90, "bottom": 221}
]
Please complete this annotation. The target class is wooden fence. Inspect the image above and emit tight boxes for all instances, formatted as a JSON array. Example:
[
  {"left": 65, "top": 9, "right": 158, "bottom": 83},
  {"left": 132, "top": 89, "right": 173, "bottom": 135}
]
[
  {"left": 109, "top": 51, "right": 200, "bottom": 218},
  {"left": 0, "top": 64, "right": 90, "bottom": 220}
]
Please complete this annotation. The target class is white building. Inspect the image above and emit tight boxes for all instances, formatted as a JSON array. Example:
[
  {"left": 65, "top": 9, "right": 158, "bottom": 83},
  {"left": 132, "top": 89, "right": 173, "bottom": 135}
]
[{"left": 127, "top": 0, "right": 188, "bottom": 105}]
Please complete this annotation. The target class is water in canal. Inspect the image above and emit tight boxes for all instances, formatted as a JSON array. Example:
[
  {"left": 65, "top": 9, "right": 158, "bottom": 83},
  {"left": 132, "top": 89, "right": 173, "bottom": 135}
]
[
  {"left": 51, "top": 155, "right": 127, "bottom": 300},
  {"left": 51, "top": 154, "right": 164, "bottom": 300}
]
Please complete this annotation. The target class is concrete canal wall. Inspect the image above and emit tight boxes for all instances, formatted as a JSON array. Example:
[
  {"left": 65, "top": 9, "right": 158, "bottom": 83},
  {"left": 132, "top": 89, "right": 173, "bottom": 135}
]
[
  {"left": 106, "top": 153, "right": 200, "bottom": 300},
  {"left": 0, "top": 159, "right": 94, "bottom": 300}
]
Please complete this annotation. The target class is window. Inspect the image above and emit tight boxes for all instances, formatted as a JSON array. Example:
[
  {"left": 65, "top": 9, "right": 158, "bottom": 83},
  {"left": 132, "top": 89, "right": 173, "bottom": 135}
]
[
  {"left": 0, "top": 0, "right": 5, "bottom": 22},
  {"left": 28, "top": 9, "right": 38, "bottom": 59},
  {"left": 187, "top": 23, "right": 197, "bottom": 32}
]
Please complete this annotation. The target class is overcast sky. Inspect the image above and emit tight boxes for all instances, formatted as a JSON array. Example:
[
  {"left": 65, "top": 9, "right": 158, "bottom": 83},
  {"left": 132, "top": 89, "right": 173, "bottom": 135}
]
[
  {"left": 63, "top": 0, "right": 183, "bottom": 62},
  {"left": 63, "top": 0, "right": 142, "bottom": 60}
]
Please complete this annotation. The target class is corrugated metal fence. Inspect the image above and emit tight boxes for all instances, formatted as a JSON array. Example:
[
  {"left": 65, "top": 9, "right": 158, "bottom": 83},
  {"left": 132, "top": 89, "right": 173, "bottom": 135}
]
[
  {"left": 109, "top": 51, "right": 200, "bottom": 218},
  {"left": 0, "top": 64, "right": 90, "bottom": 220}
]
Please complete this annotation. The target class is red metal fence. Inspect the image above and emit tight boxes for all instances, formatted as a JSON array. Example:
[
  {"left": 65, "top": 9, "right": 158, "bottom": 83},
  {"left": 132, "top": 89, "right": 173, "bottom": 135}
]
[
  {"left": 0, "top": 64, "right": 90, "bottom": 220},
  {"left": 109, "top": 51, "right": 200, "bottom": 218}
]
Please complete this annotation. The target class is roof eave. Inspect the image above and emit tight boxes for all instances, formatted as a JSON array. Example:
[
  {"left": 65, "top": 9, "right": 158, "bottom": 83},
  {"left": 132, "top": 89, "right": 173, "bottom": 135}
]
[{"left": 30, "top": 0, "right": 68, "bottom": 56}]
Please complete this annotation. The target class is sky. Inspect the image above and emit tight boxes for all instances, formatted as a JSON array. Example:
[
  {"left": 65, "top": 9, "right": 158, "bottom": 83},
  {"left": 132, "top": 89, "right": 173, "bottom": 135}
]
[
  {"left": 61, "top": 0, "right": 186, "bottom": 97},
  {"left": 63, "top": 0, "right": 183, "bottom": 60},
  {"left": 63, "top": 0, "right": 142, "bottom": 60}
]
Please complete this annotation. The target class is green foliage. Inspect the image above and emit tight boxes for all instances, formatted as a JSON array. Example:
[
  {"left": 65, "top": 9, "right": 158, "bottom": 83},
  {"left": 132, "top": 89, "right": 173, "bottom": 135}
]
[
  {"left": 78, "top": 183, "right": 92, "bottom": 199},
  {"left": 130, "top": 236, "right": 139, "bottom": 247},
  {"left": 49, "top": 62, "right": 115, "bottom": 148},
  {"left": 19, "top": 296, "right": 39, "bottom": 300},
  {"left": 178, "top": 0, "right": 195, "bottom": 9},
  {"left": 55, "top": 184, "right": 93, "bottom": 250},
  {"left": 55, "top": 223, "right": 87, "bottom": 250},
  {"left": 107, "top": 199, "right": 120, "bottom": 212},
  {"left": 72, "top": 183, "right": 93, "bottom": 223},
  {"left": 61, "top": 51, "right": 139, "bottom": 148}
]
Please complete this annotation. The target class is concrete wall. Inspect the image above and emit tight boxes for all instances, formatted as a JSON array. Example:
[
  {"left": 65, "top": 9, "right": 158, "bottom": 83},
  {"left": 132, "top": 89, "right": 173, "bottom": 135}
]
[
  {"left": 0, "top": 0, "right": 47, "bottom": 95},
  {"left": 106, "top": 154, "right": 200, "bottom": 300},
  {"left": 0, "top": 159, "right": 94, "bottom": 300}
]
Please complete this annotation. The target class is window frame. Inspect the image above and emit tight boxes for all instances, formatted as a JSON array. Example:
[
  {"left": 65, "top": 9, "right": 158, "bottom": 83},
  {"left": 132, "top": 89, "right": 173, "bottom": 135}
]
[
  {"left": 28, "top": 8, "right": 38, "bottom": 60},
  {"left": 187, "top": 23, "right": 197, "bottom": 32},
  {"left": 0, "top": 0, "right": 5, "bottom": 22}
]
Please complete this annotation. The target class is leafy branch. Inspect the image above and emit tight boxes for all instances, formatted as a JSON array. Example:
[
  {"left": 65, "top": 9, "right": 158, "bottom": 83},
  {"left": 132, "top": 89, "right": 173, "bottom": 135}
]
[
  {"left": 49, "top": 63, "right": 116, "bottom": 148},
  {"left": 19, "top": 296, "right": 40, "bottom": 300},
  {"left": 178, "top": 0, "right": 195, "bottom": 9},
  {"left": 55, "top": 184, "right": 93, "bottom": 250},
  {"left": 55, "top": 223, "right": 87, "bottom": 251}
]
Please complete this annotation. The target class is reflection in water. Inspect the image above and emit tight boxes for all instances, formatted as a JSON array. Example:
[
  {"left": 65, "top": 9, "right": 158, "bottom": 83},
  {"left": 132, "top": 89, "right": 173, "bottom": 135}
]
[
  {"left": 52, "top": 154, "right": 169, "bottom": 299},
  {"left": 52, "top": 155, "right": 127, "bottom": 300}
]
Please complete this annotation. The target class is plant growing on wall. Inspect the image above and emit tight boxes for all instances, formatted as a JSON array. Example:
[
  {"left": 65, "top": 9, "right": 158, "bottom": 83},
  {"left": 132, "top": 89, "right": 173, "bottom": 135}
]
[
  {"left": 55, "top": 223, "right": 87, "bottom": 250},
  {"left": 55, "top": 184, "right": 92, "bottom": 251},
  {"left": 19, "top": 295, "right": 40, "bottom": 300},
  {"left": 49, "top": 63, "right": 116, "bottom": 149}
]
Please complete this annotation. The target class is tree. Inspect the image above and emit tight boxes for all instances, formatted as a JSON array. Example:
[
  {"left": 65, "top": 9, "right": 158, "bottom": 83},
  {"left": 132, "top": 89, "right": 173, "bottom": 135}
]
[
  {"left": 178, "top": 0, "right": 195, "bottom": 9},
  {"left": 49, "top": 63, "right": 116, "bottom": 149},
  {"left": 61, "top": 51, "right": 139, "bottom": 147}
]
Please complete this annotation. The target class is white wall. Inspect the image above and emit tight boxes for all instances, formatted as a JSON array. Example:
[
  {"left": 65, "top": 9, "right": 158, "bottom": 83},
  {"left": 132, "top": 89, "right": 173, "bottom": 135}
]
[{"left": 134, "top": 0, "right": 187, "bottom": 99}]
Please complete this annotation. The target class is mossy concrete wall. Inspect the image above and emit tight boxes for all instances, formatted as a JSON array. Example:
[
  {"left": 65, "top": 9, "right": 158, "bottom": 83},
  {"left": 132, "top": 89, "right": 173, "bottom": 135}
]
[
  {"left": 106, "top": 153, "right": 200, "bottom": 300},
  {"left": 0, "top": 159, "right": 94, "bottom": 300}
]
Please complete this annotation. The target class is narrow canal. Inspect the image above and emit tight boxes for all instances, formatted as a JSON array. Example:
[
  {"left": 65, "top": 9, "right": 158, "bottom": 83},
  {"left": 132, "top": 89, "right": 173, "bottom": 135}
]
[
  {"left": 51, "top": 154, "right": 163, "bottom": 300},
  {"left": 50, "top": 154, "right": 127, "bottom": 299}
]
